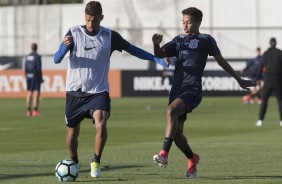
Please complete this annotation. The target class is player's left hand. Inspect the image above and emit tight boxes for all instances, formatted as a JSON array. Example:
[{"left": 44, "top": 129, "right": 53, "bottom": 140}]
[
  {"left": 152, "top": 34, "right": 163, "bottom": 44},
  {"left": 238, "top": 78, "right": 256, "bottom": 90}
]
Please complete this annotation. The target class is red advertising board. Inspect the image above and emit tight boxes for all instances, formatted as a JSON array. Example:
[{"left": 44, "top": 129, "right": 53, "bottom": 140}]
[{"left": 0, "top": 70, "right": 121, "bottom": 98}]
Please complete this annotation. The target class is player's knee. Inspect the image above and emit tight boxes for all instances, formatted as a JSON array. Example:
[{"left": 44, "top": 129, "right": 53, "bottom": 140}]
[
  {"left": 167, "top": 106, "right": 179, "bottom": 119},
  {"left": 95, "top": 123, "right": 107, "bottom": 139},
  {"left": 67, "top": 129, "right": 79, "bottom": 139},
  {"left": 95, "top": 121, "right": 107, "bottom": 132}
]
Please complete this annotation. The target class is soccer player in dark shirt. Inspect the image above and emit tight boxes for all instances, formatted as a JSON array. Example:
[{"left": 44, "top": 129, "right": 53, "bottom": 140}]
[
  {"left": 152, "top": 7, "right": 256, "bottom": 178},
  {"left": 241, "top": 47, "right": 263, "bottom": 104},
  {"left": 25, "top": 43, "right": 43, "bottom": 117},
  {"left": 255, "top": 38, "right": 282, "bottom": 127}
]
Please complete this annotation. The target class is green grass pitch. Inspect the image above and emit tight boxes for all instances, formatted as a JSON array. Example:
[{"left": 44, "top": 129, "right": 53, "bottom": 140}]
[{"left": 0, "top": 97, "right": 281, "bottom": 184}]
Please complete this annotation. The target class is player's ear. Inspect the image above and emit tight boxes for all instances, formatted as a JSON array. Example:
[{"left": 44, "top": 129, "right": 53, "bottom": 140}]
[{"left": 196, "top": 21, "right": 201, "bottom": 27}]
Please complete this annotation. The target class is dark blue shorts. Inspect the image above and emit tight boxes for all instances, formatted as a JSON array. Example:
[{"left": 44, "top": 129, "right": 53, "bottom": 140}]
[
  {"left": 65, "top": 91, "right": 111, "bottom": 128},
  {"left": 26, "top": 77, "right": 41, "bottom": 91},
  {"left": 169, "top": 90, "right": 202, "bottom": 122}
]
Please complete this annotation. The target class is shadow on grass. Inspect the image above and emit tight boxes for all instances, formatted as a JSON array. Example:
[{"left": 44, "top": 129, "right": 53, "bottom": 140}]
[
  {"left": 0, "top": 164, "right": 145, "bottom": 181},
  {"left": 2, "top": 163, "right": 281, "bottom": 182},
  {"left": 200, "top": 175, "right": 282, "bottom": 180},
  {"left": 101, "top": 164, "right": 145, "bottom": 172},
  {"left": 0, "top": 173, "right": 54, "bottom": 181}
]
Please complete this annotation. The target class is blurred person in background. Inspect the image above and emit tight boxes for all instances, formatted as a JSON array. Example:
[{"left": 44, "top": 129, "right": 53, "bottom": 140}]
[
  {"left": 241, "top": 47, "right": 264, "bottom": 104},
  {"left": 256, "top": 37, "right": 282, "bottom": 127},
  {"left": 151, "top": 7, "right": 256, "bottom": 178},
  {"left": 54, "top": 1, "right": 168, "bottom": 179},
  {"left": 25, "top": 42, "right": 43, "bottom": 117}
]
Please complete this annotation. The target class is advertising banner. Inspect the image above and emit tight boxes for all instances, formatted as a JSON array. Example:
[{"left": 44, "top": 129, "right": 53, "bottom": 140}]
[
  {"left": 121, "top": 70, "right": 250, "bottom": 97},
  {"left": 0, "top": 70, "right": 121, "bottom": 98}
]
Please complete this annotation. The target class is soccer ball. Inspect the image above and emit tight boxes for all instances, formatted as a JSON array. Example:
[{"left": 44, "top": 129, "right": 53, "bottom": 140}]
[{"left": 55, "top": 160, "right": 79, "bottom": 182}]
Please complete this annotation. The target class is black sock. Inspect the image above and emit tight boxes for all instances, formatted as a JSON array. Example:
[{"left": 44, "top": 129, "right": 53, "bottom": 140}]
[
  {"left": 162, "top": 137, "right": 174, "bottom": 152},
  {"left": 27, "top": 107, "right": 31, "bottom": 111},
  {"left": 34, "top": 107, "right": 38, "bottom": 111},
  {"left": 92, "top": 153, "right": 101, "bottom": 163},
  {"left": 71, "top": 155, "right": 79, "bottom": 164}
]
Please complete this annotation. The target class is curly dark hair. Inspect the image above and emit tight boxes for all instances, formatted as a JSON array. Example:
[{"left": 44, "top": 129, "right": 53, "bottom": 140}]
[
  {"left": 85, "top": 1, "right": 102, "bottom": 16},
  {"left": 182, "top": 7, "right": 203, "bottom": 22}
]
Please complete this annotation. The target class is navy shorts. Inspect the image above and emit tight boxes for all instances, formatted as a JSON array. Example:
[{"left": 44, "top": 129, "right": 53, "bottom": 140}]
[
  {"left": 26, "top": 77, "right": 41, "bottom": 91},
  {"left": 169, "top": 90, "right": 202, "bottom": 122},
  {"left": 65, "top": 91, "right": 111, "bottom": 128}
]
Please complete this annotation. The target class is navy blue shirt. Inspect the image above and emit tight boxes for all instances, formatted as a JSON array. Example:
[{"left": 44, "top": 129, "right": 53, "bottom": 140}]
[
  {"left": 162, "top": 33, "right": 220, "bottom": 94},
  {"left": 243, "top": 55, "right": 262, "bottom": 80},
  {"left": 25, "top": 52, "right": 42, "bottom": 81}
]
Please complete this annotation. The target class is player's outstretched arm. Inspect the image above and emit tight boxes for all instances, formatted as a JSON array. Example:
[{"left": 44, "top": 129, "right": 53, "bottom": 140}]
[
  {"left": 125, "top": 44, "right": 169, "bottom": 68},
  {"left": 214, "top": 54, "right": 256, "bottom": 90},
  {"left": 54, "top": 35, "right": 73, "bottom": 64}
]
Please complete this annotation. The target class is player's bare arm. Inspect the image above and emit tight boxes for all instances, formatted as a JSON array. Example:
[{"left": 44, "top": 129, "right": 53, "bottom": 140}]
[
  {"left": 152, "top": 34, "right": 166, "bottom": 58},
  {"left": 214, "top": 54, "right": 256, "bottom": 90}
]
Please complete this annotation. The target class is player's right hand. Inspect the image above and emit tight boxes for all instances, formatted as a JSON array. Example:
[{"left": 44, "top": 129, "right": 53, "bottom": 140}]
[
  {"left": 238, "top": 78, "right": 256, "bottom": 91},
  {"left": 152, "top": 34, "right": 163, "bottom": 44},
  {"left": 63, "top": 36, "right": 73, "bottom": 46}
]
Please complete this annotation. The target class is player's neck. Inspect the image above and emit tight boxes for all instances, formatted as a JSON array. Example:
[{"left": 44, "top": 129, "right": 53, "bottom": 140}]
[{"left": 84, "top": 26, "right": 100, "bottom": 36}]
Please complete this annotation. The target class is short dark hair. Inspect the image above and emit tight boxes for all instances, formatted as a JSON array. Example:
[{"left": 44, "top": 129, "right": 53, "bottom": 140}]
[
  {"left": 270, "top": 37, "right": 276, "bottom": 44},
  {"left": 182, "top": 7, "right": 203, "bottom": 22},
  {"left": 256, "top": 47, "right": 261, "bottom": 52},
  {"left": 85, "top": 1, "right": 102, "bottom": 16},
  {"left": 270, "top": 37, "right": 277, "bottom": 47},
  {"left": 31, "top": 43, "right": 37, "bottom": 51}
]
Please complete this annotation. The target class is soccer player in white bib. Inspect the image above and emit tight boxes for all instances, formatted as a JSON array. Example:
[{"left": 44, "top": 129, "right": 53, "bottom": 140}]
[{"left": 54, "top": 1, "right": 168, "bottom": 178}]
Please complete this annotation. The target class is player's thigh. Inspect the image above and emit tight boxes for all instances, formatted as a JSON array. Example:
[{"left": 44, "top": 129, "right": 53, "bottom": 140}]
[
  {"left": 180, "top": 93, "right": 202, "bottom": 111},
  {"left": 168, "top": 98, "right": 186, "bottom": 113},
  {"left": 178, "top": 92, "right": 202, "bottom": 121},
  {"left": 65, "top": 94, "right": 88, "bottom": 128},
  {"left": 89, "top": 92, "right": 111, "bottom": 123},
  {"left": 34, "top": 79, "right": 42, "bottom": 92},
  {"left": 26, "top": 78, "right": 34, "bottom": 91}
]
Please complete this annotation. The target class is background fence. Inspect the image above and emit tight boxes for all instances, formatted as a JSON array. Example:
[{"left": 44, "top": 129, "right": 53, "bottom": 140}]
[{"left": 1, "top": 0, "right": 282, "bottom": 68}]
